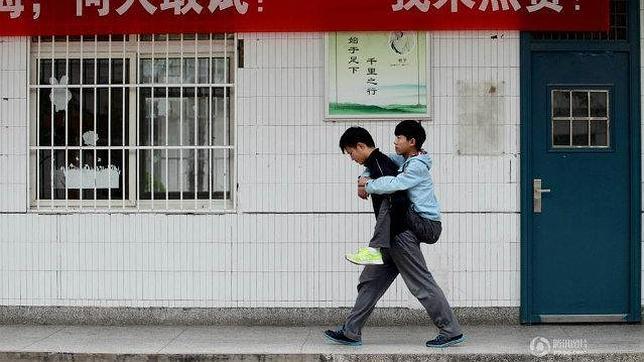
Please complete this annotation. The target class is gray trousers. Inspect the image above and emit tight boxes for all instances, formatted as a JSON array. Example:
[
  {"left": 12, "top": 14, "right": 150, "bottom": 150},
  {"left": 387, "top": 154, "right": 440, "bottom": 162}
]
[
  {"left": 368, "top": 198, "right": 392, "bottom": 249},
  {"left": 344, "top": 230, "right": 462, "bottom": 341}
]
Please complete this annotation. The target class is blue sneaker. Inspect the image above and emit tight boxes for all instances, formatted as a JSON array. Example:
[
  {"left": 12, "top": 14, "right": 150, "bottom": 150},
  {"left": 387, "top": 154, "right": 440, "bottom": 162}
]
[
  {"left": 426, "top": 334, "right": 466, "bottom": 348},
  {"left": 323, "top": 329, "right": 362, "bottom": 346}
]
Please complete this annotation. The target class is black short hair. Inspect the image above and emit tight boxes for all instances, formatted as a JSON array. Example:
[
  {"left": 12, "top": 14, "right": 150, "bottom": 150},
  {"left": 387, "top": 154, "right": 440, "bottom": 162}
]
[
  {"left": 394, "top": 120, "right": 426, "bottom": 150},
  {"left": 339, "top": 127, "right": 375, "bottom": 153}
]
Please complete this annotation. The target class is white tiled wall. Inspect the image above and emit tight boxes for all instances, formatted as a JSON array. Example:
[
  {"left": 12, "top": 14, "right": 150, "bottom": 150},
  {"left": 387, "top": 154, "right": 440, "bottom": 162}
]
[
  {"left": 0, "top": 31, "right": 522, "bottom": 309},
  {"left": 0, "top": 37, "right": 27, "bottom": 212}
]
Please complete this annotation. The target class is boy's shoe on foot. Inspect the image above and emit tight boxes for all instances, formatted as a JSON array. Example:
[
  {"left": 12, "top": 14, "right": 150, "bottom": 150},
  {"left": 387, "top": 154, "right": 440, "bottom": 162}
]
[
  {"left": 323, "top": 329, "right": 362, "bottom": 346},
  {"left": 426, "top": 334, "right": 466, "bottom": 348},
  {"left": 345, "top": 247, "right": 383, "bottom": 265}
]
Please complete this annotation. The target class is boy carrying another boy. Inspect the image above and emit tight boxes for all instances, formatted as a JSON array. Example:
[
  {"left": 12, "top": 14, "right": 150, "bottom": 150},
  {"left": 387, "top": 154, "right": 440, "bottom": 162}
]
[
  {"left": 339, "top": 126, "right": 409, "bottom": 265},
  {"left": 327, "top": 120, "right": 465, "bottom": 348},
  {"left": 342, "top": 120, "right": 444, "bottom": 265}
]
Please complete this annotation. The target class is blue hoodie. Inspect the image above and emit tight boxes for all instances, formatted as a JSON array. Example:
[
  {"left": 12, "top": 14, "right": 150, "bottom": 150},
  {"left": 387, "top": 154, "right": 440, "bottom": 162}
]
[{"left": 365, "top": 152, "right": 441, "bottom": 221}]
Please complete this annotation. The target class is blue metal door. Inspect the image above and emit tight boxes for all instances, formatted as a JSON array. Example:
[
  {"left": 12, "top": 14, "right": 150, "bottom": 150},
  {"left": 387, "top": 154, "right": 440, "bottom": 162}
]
[{"left": 528, "top": 51, "right": 633, "bottom": 322}]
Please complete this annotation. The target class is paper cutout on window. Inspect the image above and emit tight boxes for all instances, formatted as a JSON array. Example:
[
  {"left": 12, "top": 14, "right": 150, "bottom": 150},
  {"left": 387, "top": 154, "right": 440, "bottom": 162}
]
[
  {"left": 49, "top": 76, "right": 73, "bottom": 112},
  {"left": 82, "top": 130, "right": 99, "bottom": 146},
  {"left": 55, "top": 164, "right": 122, "bottom": 189}
]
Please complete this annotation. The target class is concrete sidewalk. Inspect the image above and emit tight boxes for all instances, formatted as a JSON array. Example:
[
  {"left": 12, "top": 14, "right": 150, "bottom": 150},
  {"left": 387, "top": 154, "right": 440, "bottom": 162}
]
[{"left": 0, "top": 324, "right": 642, "bottom": 361}]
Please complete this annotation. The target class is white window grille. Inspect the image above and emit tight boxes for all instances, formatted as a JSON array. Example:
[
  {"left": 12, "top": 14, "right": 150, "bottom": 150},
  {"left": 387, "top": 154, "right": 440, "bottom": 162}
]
[{"left": 28, "top": 34, "right": 236, "bottom": 213}]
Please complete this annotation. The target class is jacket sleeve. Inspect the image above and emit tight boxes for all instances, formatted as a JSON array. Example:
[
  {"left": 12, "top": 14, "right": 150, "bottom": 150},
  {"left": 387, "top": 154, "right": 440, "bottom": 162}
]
[
  {"left": 388, "top": 154, "right": 405, "bottom": 166},
  {"left": 365, "top": 159, "right": 426, "bottom": 195}
]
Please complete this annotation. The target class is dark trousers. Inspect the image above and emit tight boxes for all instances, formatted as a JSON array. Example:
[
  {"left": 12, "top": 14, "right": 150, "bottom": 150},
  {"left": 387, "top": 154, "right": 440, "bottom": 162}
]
[
  {"left": 369, "top": 199, "right": 442, "bottom": 248},
  {"left": 345, "top": 229, "right": 462, "bottom": 340}
]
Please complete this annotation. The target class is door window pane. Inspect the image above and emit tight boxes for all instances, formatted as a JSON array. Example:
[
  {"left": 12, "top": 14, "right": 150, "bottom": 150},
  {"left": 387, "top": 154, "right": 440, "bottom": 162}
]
[
  {"left": 552, "top": 91, "right": 570, "bottom": 117},
  {"left": 572, "top": 91, "right": 589, "bottom": 118},
  {"left": 551, "top": 89, "right": 610, "bottom": 149},
  {"left": 552, "top": 120, "right": 570, "bottom": 146},
  {"left": 590, "top": 120, "right": 609, "bottom": 147},
  {"left": 572, "top": 120, "right": 589, "bottom": 146},
  {"left": 590, "top": 92, "right": 608, "bottom": 118}
]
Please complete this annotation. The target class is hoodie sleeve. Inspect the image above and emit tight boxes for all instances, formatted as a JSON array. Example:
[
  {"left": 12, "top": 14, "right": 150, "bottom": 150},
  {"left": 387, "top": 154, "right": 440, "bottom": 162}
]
[
  {"left": 388, "top": 154, "right": 405, "bottom": 166},
  {"left": 365, "top": 159, "right": 426, "bottom": 195}
]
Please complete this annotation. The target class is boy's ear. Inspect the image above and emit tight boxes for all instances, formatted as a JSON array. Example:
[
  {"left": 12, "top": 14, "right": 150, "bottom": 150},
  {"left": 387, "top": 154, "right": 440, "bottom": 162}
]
[{"left": 409, "top": 137, "right": 417, "bottom": 147}]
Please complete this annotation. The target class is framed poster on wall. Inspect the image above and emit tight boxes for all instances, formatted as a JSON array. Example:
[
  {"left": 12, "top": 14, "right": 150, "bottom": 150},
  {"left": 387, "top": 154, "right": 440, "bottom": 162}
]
[{"left": 325, "top": 31, "right": 430, "bottom": 120}]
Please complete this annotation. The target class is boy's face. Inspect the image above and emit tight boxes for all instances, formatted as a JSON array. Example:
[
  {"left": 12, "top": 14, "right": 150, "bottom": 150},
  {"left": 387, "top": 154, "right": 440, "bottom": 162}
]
[
  {"left": 394, "top": 135, "right": 416, "bottom": 155},
  {"left": 344, "top": 143, "right": 371, "bottom": 165}
]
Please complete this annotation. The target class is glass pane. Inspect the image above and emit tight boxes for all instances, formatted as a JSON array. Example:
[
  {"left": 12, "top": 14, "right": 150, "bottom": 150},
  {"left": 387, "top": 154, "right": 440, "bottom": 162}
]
[
  {"left": 211, "top": 149, "right": 229, "bottom": 199},
  {"left": 94, "top": 88, "right": 111, "bottom": 146},
  {"left": 109, "top": 88, "right": 128, "bottom": 147},
  {"left": 141, "top": 57, "right": 229, "bottom": 84},
  {"left": 82, "top": 59, "right": 96, "bottom": 84},
  {"left": 212, "top": 88, "right": 231, "bottom": 146},
  {"left": 39, "top": 149, "right": 126, "bottom": 200},
  {"left": 140, "top": 59, "right": 152, "bottom": 83},
  {"left": 140, "top": 150, "right": 168, "bottom": 199},
  {"left": 213, "top": 58, "right": 230, "bottom": 84},
  {"left": 572, "top": 120, "right": 589, "bottom": 146},
  {"left": 552, "top": 91, "right": 570, "bottom": 117},
  {"left": 38, "top": 149, "right": 66, "bottom": 199},
  {"left": 38, "top": 89, "right": 54, "bottom": 147},
  {"left": 177, "top": 149, "right": 196, "bottom": 199},
  {"left": 197, "top": 58, "right": 210, "bottom": 84},
  {"left": 552, "top": 120, "right": 570, "bottom": 146},
  {"left": 153, "top": 59, "right": 167, "bottom": 84},
  {"left": 80, "top": 89, "right": 96, "bottom": 146},
  {"left": 590, "top": 92, "right": 608, "bottom": 118},
  {"left": 141, "top": 148, "right": 229, "bottom": 200},
  {"left": 181, "top": 59, "right": 210, "bottom": 84},
  {"left": 39, "top": 59, "right": 70, "bottom": 85},
  {"left": 182, "top": 59, "right": 195, "bottom": 83},
  {"left": 572, "top": 91, "right": 589, "bottom": 118},
  {"left": 196, "top": 149, "right": 211, "bottom": 198},
  {"left": 39, "top": 77, "right": 128, "bottom": 148},
  {"left": 590, "top": 120, "right": 609, "bottom": 147},
  {"left": 97, "top": 59, "right": 110, "bottom": 84},
  {"left": 141, "top": 87, "right": 230, "bottom": 147},
  {"left": 139, "top": 150, "right": 195, "bottom": 200},
  {"left": 182, "top": 88, "right": 197, "bottom": 146}
]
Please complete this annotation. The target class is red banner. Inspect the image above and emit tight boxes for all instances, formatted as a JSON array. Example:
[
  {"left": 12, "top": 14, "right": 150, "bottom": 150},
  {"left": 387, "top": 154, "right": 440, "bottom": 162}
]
[{"left": 0, "top": 0, "right": 609, "bottom": 36}]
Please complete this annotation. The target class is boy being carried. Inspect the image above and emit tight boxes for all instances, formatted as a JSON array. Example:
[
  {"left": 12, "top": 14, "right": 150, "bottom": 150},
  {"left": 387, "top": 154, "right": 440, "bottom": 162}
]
[{"left": 359, "top": 120, "right": 443, "bottom": 249}]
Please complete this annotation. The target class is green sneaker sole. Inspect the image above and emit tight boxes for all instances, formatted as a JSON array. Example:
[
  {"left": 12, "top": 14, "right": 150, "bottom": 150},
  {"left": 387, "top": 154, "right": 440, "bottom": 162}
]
[{"left": 345, "top": 254, "right": 384, "bottom": 265}]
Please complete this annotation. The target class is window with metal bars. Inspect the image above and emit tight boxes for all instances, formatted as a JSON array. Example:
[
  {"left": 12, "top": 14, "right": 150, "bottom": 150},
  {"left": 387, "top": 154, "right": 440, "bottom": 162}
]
[
  {"left": 531, "top": 0, "right": 628, "bottom": 41},
  {"left": 28, "top": 34, "right": 236, "bottom": 212}
]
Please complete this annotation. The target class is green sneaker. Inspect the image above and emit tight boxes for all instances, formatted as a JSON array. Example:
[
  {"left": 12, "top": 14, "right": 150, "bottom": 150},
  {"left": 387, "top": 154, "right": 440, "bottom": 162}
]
[{"left": 345, "top": 247, "right": 384, "bottom": 265}]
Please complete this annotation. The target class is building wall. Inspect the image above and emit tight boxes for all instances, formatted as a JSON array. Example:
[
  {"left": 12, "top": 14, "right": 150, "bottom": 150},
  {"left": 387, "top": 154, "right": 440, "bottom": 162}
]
[
  {"left": 0, "top": 24, "right": 640, "bottom": 309},
  {"left": 0, "top": 32, "right": 520, "bottom": 308}
]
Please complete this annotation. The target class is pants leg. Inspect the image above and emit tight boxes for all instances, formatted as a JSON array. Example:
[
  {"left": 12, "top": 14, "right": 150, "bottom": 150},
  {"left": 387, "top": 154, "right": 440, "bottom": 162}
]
[
  {"left": 343, "top": 250, "right": 399, "bottom": 340},
  {"left": 368, "top": 198, "right": 391, "bottom": 249},
  {"left": 406, "top": 207, "right": 442, "bottom": 244},
  {"left": 389, "top": 230, "right": 462, "bottom": 338}
]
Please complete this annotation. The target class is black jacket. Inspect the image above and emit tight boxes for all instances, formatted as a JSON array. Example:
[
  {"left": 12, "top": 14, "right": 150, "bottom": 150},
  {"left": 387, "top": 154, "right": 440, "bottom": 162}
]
[{"left": 363, "top": 149, "right": 409, "bottom": 235}]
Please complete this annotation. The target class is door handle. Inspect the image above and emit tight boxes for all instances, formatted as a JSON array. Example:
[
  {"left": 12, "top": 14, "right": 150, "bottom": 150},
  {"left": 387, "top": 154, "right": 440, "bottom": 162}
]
[{"left": 533, "top": 179, "right": 551, "bottom": 213}]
